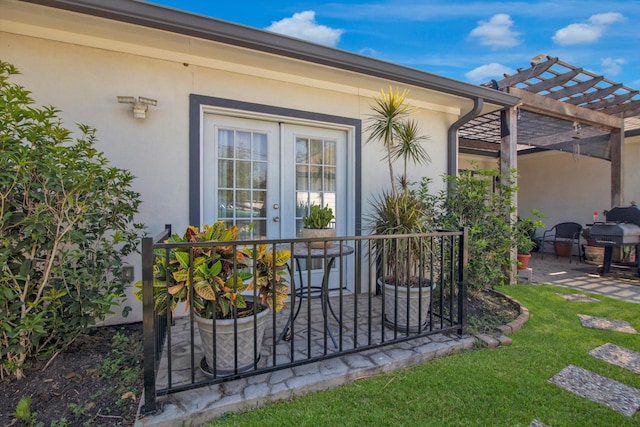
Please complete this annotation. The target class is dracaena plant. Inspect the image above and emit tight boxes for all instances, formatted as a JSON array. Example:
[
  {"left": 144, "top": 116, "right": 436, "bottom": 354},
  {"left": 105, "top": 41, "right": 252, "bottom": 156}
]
[
  {"left": 135, "top": 221, "right": 290, "bottom": 319},
  {"left": 366, "top": 88, "right": 432, "bottom": 287}
]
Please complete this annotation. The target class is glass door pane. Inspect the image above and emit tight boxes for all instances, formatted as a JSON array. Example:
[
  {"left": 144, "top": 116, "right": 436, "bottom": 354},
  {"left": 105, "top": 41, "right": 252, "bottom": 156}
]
[
  {"left": 295, "top": 137, "right": 337, "bottom": 235},
  {"left": 216, "top": 128, "right": 269, "bottom": 239},
  {"left": 203, "top": 114, "right": 279, "bottom": 240}
]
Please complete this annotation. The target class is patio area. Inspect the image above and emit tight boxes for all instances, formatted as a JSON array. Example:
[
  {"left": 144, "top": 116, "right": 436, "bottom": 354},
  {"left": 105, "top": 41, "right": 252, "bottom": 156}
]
[
  {"left": 136, "top": 291, "right": 473, "bottom": 427},
  {"left": 134, "top": 253, "right": 640, "bottom": 427},
  {"left": 523, "top": 252, "right": 640, "bottom": 303}
]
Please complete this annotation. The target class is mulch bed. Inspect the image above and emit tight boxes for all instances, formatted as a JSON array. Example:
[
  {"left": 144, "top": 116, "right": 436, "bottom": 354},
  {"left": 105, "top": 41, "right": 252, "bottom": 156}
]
[{"left": 0, "top": 323, "right": 143, "bottom": 427}]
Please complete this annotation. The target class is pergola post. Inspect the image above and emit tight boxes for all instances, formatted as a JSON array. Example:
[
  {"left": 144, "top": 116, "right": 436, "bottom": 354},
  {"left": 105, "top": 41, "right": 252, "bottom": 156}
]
[
  {"left": 610, "top": 127, "right": 624, "bottom": 208},
  {"left": 500, "top": 107, "right": 518, "bottom": 284}
]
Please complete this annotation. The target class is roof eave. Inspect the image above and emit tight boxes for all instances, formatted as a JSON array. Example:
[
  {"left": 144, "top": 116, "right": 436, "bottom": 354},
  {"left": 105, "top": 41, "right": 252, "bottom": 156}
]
[{"left": 21, "top": 0, "right": 519, "bottom": 108}]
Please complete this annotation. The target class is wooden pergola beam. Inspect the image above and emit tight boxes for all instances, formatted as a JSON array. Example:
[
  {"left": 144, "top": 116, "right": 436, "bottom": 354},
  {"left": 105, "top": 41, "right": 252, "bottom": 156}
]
[
  {"left": 565, "top": 84, "right": 622, "bottom": 106},
  {"left": 622, "top": 106, "right": 640, "bottom": 118},
  {"left": 495, "top": 57, "right": 559, "bottom": 90},
  {"left": 459, "top": 138, "right": 500, "bottom": 151},
  {"left": 603, "top": 99, "right": 640, "bottom": 116},
  {"left": 547, "top": 76, "right": 604, "bottom": 100},
  {"left": 525, "top": 68, "right": 583, "bottom": 94},
  {"left": 510, "top": 87, "right": 622, "bottom": 129},
  {"left": 588, "top": 91, "right": 638, "bottom": 111}
]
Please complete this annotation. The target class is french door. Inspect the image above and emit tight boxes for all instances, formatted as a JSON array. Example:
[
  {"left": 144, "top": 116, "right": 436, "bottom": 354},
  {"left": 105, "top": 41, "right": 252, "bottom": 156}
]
[{"left": 202, "top": 114, "right": 348, "bottom": 240}]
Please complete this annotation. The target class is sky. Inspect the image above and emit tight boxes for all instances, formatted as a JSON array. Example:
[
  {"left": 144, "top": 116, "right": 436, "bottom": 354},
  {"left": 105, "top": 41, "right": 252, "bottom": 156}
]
[{"left": 146, "top": 1, "right": 640, "bottom": 88}]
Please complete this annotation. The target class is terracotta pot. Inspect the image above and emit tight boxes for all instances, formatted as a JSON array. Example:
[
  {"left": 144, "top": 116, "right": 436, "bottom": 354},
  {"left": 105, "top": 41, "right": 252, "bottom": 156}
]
[
  {"left": 516, "top": 253, "right": 531, "bottom": 270},
  {"left": 300, "top": 228, "right": 336, "bottom": 249},
  {"left": 194, "top": 305, "right": 270, "bottom": 375},
  {"left": 554, "top": 241, "right": 572, "bottom": 258}
]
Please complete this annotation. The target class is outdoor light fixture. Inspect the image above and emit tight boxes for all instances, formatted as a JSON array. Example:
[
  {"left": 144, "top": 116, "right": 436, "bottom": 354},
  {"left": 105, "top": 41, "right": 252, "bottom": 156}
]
[
  {"left": 572, "top": 121, "right": 582, "bottom": 139},
  {"left": 572, "top": 121, "right": 582, "bottom": 161},
  {"left": 117, "top": 96, "right": 157, "bottom": 119}
]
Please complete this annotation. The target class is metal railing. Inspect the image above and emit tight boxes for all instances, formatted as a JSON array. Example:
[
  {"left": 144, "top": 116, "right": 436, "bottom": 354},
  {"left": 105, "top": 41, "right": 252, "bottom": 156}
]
[{"left": 141, "top": 228, "right": 468, "bottom": 414}]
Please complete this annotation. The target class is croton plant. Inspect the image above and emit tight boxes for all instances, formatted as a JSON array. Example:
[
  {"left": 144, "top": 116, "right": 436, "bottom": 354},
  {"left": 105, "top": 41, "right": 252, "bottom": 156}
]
[{"left": 136, "top": 221, "right": 291, "bottom": 319}]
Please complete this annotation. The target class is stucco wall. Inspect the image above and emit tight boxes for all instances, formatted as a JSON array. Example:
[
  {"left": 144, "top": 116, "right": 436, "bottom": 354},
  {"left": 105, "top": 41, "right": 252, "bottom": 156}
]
[
  {"left": 517, "top": 150, "right": 610, "bottom": 238},
  {"left": 1, "top": 31, "right": 455, "bottom": 229},
  {"left": 624, "top": 134, "right": 640, "bottom": 204}
]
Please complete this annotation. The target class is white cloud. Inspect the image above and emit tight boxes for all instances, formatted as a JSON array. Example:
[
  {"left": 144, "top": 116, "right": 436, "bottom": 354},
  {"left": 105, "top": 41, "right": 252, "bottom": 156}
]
[
  {"left": 601, "top": 57, "right": 626, "bottom": 76},
  {"left": 589, "top": 12, "right": 625, "bottom": 26},
  {"left": 469, "top": 14, "right": 520, "bottom": 49},
  {"left": 265, "top": 11, "right": 344, "bottom": 47},
  {"left": 358, "top": 47, "right": 379, "bottom": 56},
  {"left": 465, "top": 63, "right": 514, "bottom": 83},
  {"left": 553, "top": 12, "right": 625, "bottom": 45}
]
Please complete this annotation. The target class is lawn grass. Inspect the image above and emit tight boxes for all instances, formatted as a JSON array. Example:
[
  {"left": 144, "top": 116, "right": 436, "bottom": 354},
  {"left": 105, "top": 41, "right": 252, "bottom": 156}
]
[{"left": 205, "top": 284, "right": 640, "bottom": 426}]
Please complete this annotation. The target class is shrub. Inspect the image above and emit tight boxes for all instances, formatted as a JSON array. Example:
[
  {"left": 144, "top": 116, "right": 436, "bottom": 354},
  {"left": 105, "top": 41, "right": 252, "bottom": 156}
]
[
  {"left": 0, "top": 61, "right": 144, "bottom": 378},
  {"left": 417, "top": 166, "right": 523, "bottom": 291}
]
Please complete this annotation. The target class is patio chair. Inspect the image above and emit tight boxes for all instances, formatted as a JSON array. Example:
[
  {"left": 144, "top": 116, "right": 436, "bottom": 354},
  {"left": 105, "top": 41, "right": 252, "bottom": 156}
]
[{"left": 540, "top": 222, "right": 583, "bottom": 263}]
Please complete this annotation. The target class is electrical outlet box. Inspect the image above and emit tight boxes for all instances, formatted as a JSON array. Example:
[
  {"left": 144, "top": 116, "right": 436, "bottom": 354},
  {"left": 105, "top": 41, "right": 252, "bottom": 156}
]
[{"left": 123, "top": 266, "right": 134, "bottom": 283}]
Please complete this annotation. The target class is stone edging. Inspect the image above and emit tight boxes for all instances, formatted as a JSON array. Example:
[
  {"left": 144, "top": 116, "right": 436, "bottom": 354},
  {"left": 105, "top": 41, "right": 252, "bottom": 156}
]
[
  {"left": 491, "top": 289, "right": 530, "bottom": 334},
  {"left": 473, "top": 290, "right": 530, "bottom": 348}
]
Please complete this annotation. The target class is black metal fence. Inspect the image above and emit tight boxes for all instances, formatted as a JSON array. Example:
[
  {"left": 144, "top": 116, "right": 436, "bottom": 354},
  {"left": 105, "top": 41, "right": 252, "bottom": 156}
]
[{"left": 141, "top": 228, "right": 468, "bottom": 415}]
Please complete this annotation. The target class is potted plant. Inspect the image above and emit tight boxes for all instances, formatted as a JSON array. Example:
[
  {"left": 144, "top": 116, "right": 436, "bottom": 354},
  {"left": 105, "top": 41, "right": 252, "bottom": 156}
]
[
  {"left": 135, "top": 221, "right": 290, "bottom": 374},
  {"left": 366, "top": 87, "right": 434, "bottom": 332},
  {"left": 300, "top": 204, "right": 335, "bottom": 248},
  {"left": 515, "top": 212, "right": 545, "bottom": 270},
  {"left": 582, "top": 227, "right": 604, "bottom": 265}
]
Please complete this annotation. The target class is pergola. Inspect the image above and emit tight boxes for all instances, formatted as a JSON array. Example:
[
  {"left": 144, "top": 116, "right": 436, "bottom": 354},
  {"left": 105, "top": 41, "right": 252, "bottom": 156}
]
[{"left": 458, "top": 56, "right": 640, "bottom": 207}]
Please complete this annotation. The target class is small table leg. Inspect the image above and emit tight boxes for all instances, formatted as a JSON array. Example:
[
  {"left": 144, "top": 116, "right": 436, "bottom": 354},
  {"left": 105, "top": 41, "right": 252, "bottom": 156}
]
[{"left": 277, "top": 256, "right": 340, "bottom": 348}]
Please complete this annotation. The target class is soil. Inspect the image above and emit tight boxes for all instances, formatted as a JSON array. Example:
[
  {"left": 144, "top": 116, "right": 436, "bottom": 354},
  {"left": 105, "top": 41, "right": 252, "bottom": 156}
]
[
  {"left": 0, "top": 323, "right": 143, "bottom": 427},
  {"left": 0, "top": 290, "right": 519, "bottom": 427}
]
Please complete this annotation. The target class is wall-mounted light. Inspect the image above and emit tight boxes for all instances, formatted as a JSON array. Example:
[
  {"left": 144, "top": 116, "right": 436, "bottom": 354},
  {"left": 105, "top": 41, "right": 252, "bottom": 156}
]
[
  {"left": 572, "top": 121, "right": 582, "bottom": 161},
  {"left": 117, "top": 96, "right": 157, "bottom": 119},
  {"left": 572, "top": 121, "right": 582, "bottom": 139}
]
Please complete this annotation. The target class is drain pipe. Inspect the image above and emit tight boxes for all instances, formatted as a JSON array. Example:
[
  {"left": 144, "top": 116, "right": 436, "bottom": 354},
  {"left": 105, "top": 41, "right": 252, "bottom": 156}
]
[{"left": 447, "top": 97, "right": 484, "bottom": 193}]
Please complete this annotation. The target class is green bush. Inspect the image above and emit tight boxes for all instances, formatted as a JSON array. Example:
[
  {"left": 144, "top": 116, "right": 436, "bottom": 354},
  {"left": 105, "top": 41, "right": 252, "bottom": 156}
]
[
  {"left": 0, "top": 61, "right": 144, "bottom": 378},
  {"left": 417, "top": 166, "right": 524, "bottom": 291},
  {"left": 442, "top": 167, "right": 516, "bottom": 290}
]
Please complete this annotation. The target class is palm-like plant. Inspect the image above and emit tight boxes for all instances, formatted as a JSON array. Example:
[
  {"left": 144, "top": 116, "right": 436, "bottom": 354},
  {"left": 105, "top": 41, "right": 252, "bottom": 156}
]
[
  {"left": 366, "top": 88, "right": 432, "bottom": 286},
  {"left": 392, "top": 119, "right": 431, "bottom": 191},
  {"left": 366, "top": 87, "right": 411, "bottom": 200}
]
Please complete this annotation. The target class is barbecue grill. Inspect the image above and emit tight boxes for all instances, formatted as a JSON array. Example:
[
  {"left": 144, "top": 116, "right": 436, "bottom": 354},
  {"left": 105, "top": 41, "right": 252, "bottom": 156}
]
[{"left": 589, "top": 205, "right": 640, "bottom": 275}]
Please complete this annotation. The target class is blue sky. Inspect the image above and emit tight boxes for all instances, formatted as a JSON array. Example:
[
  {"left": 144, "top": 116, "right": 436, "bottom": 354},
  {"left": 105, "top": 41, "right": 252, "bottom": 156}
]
[{"left": 146, "top": 1, "right": 640, "bottom": 88}]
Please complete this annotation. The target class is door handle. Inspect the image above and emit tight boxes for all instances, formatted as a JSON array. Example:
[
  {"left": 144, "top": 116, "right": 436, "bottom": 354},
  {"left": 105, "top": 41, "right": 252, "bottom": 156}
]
[{"left": 273, "top": 216, "right": 280, "bottom": 222}]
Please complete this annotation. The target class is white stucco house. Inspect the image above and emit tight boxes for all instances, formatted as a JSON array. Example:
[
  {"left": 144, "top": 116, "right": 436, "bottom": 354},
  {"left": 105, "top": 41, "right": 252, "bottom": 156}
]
[
  {"left": 1, "top": 0, "right": 522, "bottom": 321},
  {"left": 5, "top": 1, "right": 639, "bottom": 325}
]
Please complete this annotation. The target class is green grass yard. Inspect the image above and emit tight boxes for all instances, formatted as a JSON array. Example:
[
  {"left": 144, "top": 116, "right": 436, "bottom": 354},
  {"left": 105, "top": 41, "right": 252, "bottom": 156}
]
[{"left": 206, "top": 284, "right": 640, "bottom": 427}]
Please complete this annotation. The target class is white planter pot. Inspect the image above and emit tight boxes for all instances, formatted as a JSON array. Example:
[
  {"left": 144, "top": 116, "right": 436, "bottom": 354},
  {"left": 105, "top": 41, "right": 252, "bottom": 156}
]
[
  {"left": 381, "top": 278, "right": 435, "bottom": 333},
  {"left": 194, "top": 305, "right": 270, "bottom": 375},
  {"left": 300, "top": 228, "right": 336, "bottom": 249}
]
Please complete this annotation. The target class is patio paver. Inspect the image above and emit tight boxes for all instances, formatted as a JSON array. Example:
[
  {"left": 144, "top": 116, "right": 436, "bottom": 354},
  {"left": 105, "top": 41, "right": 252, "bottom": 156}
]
[
  {"left": 589, "top": 343, "right": 640, "bottom": 374},
  {"left": 556, "top": 293, "right": 600, "bottom": 302},
  {"left": 577, "top": 314, "right": 638, "bottom": 334},
  {"left": 549, "top": 364, "right": 640, "bottom": 417}
]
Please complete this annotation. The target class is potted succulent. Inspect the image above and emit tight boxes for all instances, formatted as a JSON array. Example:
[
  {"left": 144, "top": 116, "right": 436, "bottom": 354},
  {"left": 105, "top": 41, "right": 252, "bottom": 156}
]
[
  {"left": 366, "top": 87, "right": 434, "bottom": 332},
  {"left": 515, "top": 212, "right": 545, "bottom": 270},
  {"left": 135, "top": 221, "right": 290, "bottom": 374},
  {"left": 300, "top": 204, "right": 335, "bottom": 248}
]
